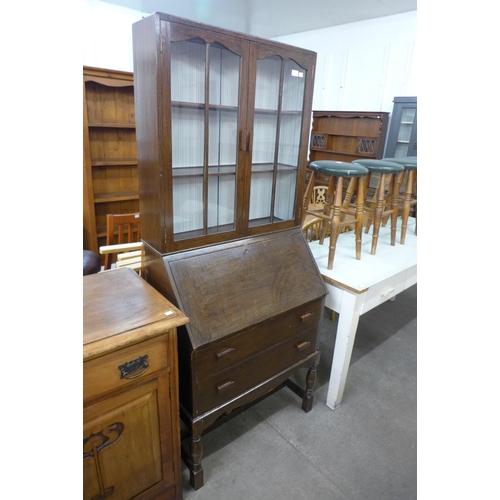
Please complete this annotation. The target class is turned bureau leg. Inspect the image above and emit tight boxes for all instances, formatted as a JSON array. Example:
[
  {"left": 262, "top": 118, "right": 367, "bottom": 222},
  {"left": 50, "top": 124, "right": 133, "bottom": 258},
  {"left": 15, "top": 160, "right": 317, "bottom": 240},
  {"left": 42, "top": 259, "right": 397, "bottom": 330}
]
[
  {"left": 189, "top": 435, "right": 204, "bottom": 490},
  {"left": 302, "top": 364, "right": 317, "bottom": 413}
]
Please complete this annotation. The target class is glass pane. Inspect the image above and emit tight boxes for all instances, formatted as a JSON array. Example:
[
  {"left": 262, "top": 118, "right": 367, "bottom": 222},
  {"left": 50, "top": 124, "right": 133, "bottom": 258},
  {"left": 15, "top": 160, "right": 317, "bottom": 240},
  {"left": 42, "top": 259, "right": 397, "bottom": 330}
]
[
  {"left": 250, "top": 56, "right": 281, "bottom": 226},
  {"left": 274, "top": 167, "right": 297, "bottom": 221},
  {"left": 208, "top": 108, "right": 237, "bottom": 233},
  {"left": 250, "top": 56, "right": 307, "bottom": 226},
  {"left": 209, "top": 44, "right": 240, "bottom": 107},
  {"left": 171, "top": 39, "right": 205, "bottom": 103},
  {"left": 171, "top": 39, "right": 240, "bottom": 240},
  {"left": 282, "top": 59, "right": 305, "bottom": 112}
]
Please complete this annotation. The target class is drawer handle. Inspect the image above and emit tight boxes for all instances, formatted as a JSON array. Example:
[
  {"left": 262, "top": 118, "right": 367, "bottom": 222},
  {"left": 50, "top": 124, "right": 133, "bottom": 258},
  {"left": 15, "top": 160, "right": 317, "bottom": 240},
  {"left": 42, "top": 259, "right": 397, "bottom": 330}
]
[
  {"left": 118, "top": 355, "right": 149, "bottom": 379},
  {"left": 381, "top": 287, "right": 395, "bottom": 297},
  {"left": 300, "top": 312, "right": 313, "bottom": 322},
  {"left": 216, "top": 347, "right": 235, "bottom": 359},
  {"left": 296, "top": 341, "right": 311, "bottom": 352},
  {"left": 216, "top": 380, "right": 235, "bottom": 393}
]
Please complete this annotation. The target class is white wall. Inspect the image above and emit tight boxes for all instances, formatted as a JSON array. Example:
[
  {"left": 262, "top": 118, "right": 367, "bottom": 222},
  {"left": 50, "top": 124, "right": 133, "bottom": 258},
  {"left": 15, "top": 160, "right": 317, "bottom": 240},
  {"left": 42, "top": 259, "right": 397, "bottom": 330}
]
[
  {"left": 274, "top": 11, "right": 417, "bottom": 113},
  {"left": 83, "top": 0, "right": 145, "bottom": 71},
  {"left": 83, "top": 1, "right": 416, "bottom": 113}
]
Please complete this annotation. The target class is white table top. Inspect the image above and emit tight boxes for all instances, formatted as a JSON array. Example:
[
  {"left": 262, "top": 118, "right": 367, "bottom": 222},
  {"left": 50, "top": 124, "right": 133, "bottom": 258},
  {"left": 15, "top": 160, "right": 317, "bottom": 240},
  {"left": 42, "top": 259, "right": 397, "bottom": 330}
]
[{"left": 308, "top": 217, "right": 417, "bottom": 293}]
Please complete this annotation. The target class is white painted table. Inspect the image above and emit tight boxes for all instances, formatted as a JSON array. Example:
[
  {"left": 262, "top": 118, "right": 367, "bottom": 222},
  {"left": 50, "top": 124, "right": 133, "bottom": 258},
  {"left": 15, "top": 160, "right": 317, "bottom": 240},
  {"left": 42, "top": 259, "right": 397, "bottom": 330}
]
[{"left": 308, "top": 217, "right": 417, "bottom": 410}]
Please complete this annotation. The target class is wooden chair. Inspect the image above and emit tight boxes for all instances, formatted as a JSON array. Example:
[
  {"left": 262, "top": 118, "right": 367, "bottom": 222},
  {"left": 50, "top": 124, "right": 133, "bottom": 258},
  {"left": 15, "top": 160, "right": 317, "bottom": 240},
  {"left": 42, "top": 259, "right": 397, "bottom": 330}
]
[
  {"left": 303, "top": 160, "right": 369, "bottom": 269},
  {"left": 302, "top": 216, "right": 323, "bottom": 242},
  {"left": 311, "top": 185, "right": 328, "bottom": 208},
  {"left": 99, "top": 213, "right": 143, "bottom": 275},
  {"left": 302, "top": 185, "right": 329, "bottom": 242}
]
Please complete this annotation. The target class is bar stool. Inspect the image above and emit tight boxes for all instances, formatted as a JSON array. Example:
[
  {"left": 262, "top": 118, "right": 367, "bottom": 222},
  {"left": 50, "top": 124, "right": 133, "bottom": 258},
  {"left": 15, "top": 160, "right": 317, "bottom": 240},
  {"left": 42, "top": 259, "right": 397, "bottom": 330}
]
[
  {"left": 351, "top": 159, "right": 404, "bottom": 255},
  {"left": 302, "top": 160, "right": 369, "bottom": 269},
  {"left": 384, "top": 157, "right": 417, "bottom": 244}
]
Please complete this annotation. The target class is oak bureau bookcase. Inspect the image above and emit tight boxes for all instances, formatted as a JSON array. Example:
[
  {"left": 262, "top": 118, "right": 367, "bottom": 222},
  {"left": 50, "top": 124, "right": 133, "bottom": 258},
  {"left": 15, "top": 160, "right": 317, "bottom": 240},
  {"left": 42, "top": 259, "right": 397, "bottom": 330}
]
[{"left": 132, "top": 12, "right": 327, "bottom": 490}]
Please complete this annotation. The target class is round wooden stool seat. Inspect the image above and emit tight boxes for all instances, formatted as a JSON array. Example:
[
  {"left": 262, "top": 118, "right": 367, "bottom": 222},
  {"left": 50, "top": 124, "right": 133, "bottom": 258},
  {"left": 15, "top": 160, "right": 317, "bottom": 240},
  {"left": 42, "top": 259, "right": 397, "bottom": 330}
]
[{"left": 309, "top": 160, "right": 369, "bottom": 178}]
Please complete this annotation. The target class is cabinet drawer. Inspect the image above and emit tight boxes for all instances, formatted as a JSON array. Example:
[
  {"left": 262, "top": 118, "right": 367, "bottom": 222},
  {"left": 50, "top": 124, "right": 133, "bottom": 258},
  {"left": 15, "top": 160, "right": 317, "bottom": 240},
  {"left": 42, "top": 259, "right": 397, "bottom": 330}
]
[
  {"left": 359, "top": 271, "right": 407, "bottom": 315},
  {"left": 194, "top": 327, "right": 318, "bottom": 415},
  {"left": 194, "top": 300, "right": 322, "bottom": 382},
  {"left": 84, "top": 336, "right": 169, "bottom": 402}
]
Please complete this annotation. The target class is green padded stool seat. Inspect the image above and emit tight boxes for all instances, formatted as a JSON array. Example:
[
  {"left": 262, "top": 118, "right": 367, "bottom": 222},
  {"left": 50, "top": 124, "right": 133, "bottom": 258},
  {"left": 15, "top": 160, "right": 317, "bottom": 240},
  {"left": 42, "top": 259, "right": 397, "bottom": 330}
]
[
  {"left": 303, "top": 160, "right": 369, "bottom": 270},
  {"left": 309, "top": 160, "right": 370, "bottom": 178},
  {"left": 352, "top": 159, "right": 404, "bottom": 255},
  {"left": 384, "top": 156, "right": 417, "bottom": 168},
  {"left": 383, "top": 157, "right": 417, "bottom": 243}
]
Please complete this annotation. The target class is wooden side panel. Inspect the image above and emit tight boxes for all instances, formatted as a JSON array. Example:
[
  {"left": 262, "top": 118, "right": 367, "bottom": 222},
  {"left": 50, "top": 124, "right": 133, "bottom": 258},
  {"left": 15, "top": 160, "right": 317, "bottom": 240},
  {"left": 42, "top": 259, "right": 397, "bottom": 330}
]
[{"left": 133, "top": 15, "right": 165, "bottom": 254}]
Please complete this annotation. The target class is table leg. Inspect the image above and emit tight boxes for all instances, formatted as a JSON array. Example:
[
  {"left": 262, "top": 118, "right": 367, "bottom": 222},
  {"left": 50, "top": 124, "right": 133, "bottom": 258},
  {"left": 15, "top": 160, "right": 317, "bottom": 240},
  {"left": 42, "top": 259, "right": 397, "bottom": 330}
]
[{"left": 324, "top": 286, "right": 364, "bottom": 410}]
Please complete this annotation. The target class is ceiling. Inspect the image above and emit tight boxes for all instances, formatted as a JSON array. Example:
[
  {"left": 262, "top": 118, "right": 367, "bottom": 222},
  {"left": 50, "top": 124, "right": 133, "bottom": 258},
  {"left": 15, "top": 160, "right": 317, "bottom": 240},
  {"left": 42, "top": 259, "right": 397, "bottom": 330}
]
[{"left": 102, "top": 0, "right": 417, "bottom": 38}]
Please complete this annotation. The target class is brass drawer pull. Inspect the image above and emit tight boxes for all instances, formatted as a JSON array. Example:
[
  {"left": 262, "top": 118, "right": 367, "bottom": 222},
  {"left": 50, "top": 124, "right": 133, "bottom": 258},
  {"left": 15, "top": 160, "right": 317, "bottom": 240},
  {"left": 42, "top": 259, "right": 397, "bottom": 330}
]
[
  {"left": 118, "top": 354, "right": 149, "bottom": 379},
  {"left": 216, "top": 347, "right": 235, "bottom": 359},
  {"left": 300, "top": 312, "right": 313, "bottom": 322},
  {"left": 295, "top": 341, "right": 311, "bottom": 352},
  {"left": 216, "top": 380, "right": 235, "bottom": 393}
]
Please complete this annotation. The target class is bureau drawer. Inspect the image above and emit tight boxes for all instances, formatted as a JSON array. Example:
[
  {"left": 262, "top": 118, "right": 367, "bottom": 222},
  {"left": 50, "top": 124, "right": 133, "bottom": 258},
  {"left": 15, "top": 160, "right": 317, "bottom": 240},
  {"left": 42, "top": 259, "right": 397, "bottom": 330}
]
[
  {"left": 84, "top": 336, "right": 169, "bottom": 402},
  {"left": 194, "top": 327, "right": 318, "bottom": 415},
  {"left": 194, "top": 300, "right": 323, "bottom": 383}
]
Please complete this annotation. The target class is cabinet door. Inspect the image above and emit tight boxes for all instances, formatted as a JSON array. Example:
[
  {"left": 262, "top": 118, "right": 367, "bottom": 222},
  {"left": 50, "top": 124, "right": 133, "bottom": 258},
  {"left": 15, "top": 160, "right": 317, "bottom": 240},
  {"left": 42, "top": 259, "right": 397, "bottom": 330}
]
[
  {"left": 385, "top": 98, "right": 417, "bottom": 158},
  {"left": 246, "top": 44, "right": 315, "bottom": 232},
  {"left": 165, "top": 22, "right": 250, "bottom": 249},
  {"left": 83, "top": 376, "right": 173, "bottom": 500}
]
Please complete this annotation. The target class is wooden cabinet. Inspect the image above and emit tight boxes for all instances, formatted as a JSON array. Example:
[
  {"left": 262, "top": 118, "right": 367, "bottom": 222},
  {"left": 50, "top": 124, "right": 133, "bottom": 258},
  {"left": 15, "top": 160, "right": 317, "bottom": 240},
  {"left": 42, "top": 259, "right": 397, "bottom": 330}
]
[
  {"left": 308, "top": 110, "right": 390, "bottom": 164},
  {"left": 384, "top": 96, "right": 417, "bottom": 158},
  {"left": 132, "top": 13, "right": 327, "bottom": 490},
  {"left": 83, "top": 268, "right": 189, "bottom": 500},
  {"left": 83, "top": 66, "right": 139, "bottom": 254},
  {"left": 132, "top": 12, "right": 316, "bottom": 255}
]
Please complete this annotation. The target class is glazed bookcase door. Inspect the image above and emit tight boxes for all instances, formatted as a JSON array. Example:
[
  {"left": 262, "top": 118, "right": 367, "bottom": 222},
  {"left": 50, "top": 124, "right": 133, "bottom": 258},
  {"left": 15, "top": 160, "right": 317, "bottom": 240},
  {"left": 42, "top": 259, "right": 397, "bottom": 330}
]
[
  {"left": 395, "top": 105, "right": 417, "bottom": 157},
  {"left": 166, "top": 24, "right": 250, "bottom": 248},
  {"left": 246, "top": 44, "right": 314, "bottom": 233},
  {"left": 384, "top": 97, "right": 417, "bottom": 158}
]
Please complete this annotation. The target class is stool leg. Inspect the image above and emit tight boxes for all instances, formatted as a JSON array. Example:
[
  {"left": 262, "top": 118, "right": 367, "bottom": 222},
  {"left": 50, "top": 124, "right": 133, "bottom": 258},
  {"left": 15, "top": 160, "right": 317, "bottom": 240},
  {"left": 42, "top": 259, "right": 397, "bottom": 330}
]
[
  {"left": 327, "top": 177, "right": 343, "bottom": 270},
  {"left": 341, "top": 177, "right": 356, "bottom": 218},
  {"left": 401, "top": 170, "right": 414, "bottom": 244},
  {"left": 363, "top": 172, "right": 374, "bottom": 233},
  {"left": 355, "top": 177, "right": 364, "bottom": 260},
  {"left": 390, "top": 173, "right": 399, "bottom": 246},
  {"left": 370, "top": 173, "right": 386, "bottom": 255},
  {"left": 319, "top": 175, "right": 335, "bottom": 245}
]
